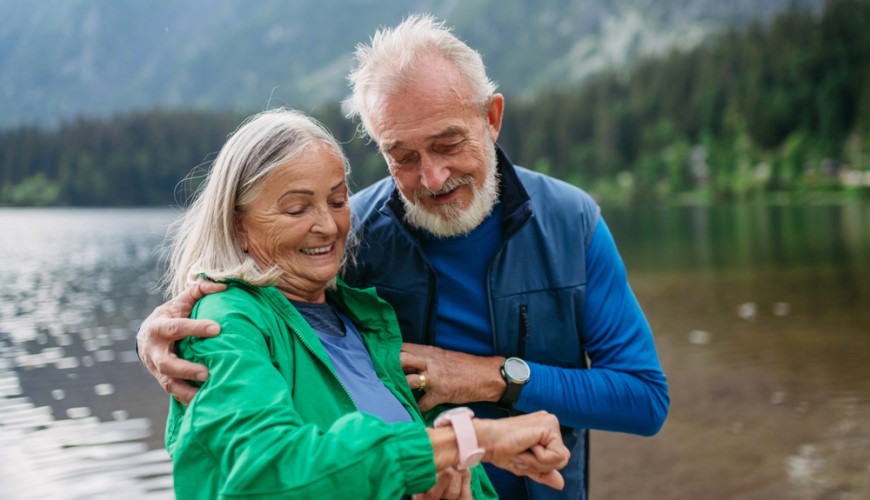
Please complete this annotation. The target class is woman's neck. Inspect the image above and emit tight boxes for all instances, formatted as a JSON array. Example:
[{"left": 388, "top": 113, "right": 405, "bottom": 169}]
[{"left": 277, "top": 286, "right": 327, "bottom": 303}]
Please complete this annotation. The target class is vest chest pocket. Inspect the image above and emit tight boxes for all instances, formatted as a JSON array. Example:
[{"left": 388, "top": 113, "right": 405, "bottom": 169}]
[{"left": 491, "top": 287, "right": 587, "bottom": 368}]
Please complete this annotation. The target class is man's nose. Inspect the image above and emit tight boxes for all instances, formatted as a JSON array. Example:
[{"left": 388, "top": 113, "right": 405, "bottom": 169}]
[{"left": 419, "top": 153, "right": 451, "bottom": 192}]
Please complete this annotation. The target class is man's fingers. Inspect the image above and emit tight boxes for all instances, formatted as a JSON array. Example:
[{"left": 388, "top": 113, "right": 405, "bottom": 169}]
[
  {"left": 400, "top": 351, "right": 427, "bottom": 373},
  {"left": 416, "top": 392, "right": 438, "bottom": 413},
  {"left": 156, "top": 355, "right": 206, "bottom": 405},
  {"left": 406, "top": 372, "right": 429, "bottom": 391},
  {"left": 157, "top": 355, "right": 209, "bottom": 382},
  {"left": 400, "top": 342, "right": 428, "bottom": 355},
  {"left": 155, "top": 318, "right": 220, "bottom": 342},
  {"left": 189, "top": 280, "right": 227, "bottom": 300},
  {"left": 162, "top": 377, "right": 199, "bottom": 406},
  {"left": 168, "top": 281, "right": 226, "bottom": 316}
]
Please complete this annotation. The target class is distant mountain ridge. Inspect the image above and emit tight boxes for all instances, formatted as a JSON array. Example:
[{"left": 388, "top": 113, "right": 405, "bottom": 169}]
[{"left": 0, "top": 0, "right": 826, "bottom": 129}]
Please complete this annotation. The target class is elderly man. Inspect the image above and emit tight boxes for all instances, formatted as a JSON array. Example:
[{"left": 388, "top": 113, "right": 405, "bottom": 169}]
[{"left": 138, "top": 15, "right": 668, "bottom": 500}]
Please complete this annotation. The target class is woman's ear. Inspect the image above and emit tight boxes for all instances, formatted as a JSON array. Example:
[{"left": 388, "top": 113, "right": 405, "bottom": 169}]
[{"left": 234, "top": 212, "right": 249, "bottom": 253}]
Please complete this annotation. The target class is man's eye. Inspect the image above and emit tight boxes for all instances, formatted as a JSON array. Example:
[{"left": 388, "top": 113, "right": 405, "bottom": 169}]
[
  {"left": 437, "top": 141, "right": 463, "bottom": 153},
  {"left": 389, "top": 154, "right": 417, "bottom": 170}
]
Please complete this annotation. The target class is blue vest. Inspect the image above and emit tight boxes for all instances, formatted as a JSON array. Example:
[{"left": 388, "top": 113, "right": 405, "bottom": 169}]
[{"left": 345, "top": 146, "right": 599, "bottom": 499}]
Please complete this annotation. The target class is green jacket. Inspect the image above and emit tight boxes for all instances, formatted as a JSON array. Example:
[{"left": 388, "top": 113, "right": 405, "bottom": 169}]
[{"left": 165, "top": 278, "right": 496, "bottom": 499}]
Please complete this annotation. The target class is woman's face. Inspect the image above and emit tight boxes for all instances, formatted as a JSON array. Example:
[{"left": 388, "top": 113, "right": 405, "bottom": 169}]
[{"left": 236, "top": 143, "right": 350, "bottom": 302}]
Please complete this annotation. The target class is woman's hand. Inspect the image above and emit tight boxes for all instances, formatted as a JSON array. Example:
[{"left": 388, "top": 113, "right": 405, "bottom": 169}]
[
  {"left": 427, "top": 410, "right": 570, "bottom": 491},
  {"left": 474, "top": 411, "right": 570, "bottom": 490},
  {"left": 412, "top": 467, "right": 472, "bottom": 500},
  {"left": 136, "top": 280, "right": 225, "bottom": 404}
]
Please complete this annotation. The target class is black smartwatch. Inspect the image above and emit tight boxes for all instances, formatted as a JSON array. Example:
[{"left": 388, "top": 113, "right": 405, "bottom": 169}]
[{"left": 498, "top": 357, "right": 531, "bottom": 408}]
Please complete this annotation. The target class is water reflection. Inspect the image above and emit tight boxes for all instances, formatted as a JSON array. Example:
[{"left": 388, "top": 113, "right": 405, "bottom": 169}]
[
  {"left": 607, "top": 203, "right": 870, "bottom": 271},
  {"left": 0, "top": 208, "right": 178, "bottom": 499},
  {"left": 2, "top": 205, "right": 869, "bottom": 499},
  {"left": 595, "top": 203, "right": 870, "bottom": 499}
]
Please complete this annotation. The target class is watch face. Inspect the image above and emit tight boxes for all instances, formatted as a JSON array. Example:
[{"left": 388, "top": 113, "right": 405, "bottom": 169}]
[{"left": 504, "top": 357, "right": 531, "bottom": 382}]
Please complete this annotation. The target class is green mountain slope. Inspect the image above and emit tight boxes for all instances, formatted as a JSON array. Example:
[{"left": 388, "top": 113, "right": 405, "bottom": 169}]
[{"left": 0, "top": 0, "right": 825, "bottom": 128}]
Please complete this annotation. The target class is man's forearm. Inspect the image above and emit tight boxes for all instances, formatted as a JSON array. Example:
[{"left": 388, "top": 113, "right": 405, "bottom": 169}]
[{"left": 513, "top": 362, "right": 668, "bottom": 435}]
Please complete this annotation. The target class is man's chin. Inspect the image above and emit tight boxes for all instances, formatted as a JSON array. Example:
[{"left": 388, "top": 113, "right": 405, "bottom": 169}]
[
  {"left": 401, "top": 167, "right": 499, "bottom": 238},
  {"left": 404, "top": 203, "right": 489, "bottom": 238},
  {"left": 411, "top": 221, "right": 476, "bottom": 238}
]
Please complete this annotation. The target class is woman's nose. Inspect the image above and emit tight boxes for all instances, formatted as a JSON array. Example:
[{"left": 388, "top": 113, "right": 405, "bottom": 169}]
[{"left": 311, "top": 207, "right": 338, "bottom": 234}]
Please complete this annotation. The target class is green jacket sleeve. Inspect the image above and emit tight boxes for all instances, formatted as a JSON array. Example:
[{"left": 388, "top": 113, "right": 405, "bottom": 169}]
[{"left": 168, "top": 291, "right": 437, "bottom": 499}]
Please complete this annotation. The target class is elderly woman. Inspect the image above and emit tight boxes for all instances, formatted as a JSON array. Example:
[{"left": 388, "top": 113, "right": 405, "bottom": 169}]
[{"left": 161, "top": 108, "right": 569, "bottom": 499}]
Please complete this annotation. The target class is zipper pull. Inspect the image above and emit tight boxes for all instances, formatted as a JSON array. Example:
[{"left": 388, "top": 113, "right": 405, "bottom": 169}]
[{"left": 518, "top": 305, "right": 529, "bottom": 358}]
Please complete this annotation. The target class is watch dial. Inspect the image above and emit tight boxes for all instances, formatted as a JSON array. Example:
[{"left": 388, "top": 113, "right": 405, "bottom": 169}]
[{"left": 506, "top": 358, "right": 531, "bottom": 381}]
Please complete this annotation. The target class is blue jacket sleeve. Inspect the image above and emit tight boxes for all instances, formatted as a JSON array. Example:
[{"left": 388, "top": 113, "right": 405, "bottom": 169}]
[{"left": 513, "top": 218, "right": 669, "bottom": 435}]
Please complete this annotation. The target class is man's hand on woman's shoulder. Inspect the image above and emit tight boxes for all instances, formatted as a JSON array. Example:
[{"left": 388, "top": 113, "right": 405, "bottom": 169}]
[{"left": 137, "top": 280, "right": 225, "bottom": 405}]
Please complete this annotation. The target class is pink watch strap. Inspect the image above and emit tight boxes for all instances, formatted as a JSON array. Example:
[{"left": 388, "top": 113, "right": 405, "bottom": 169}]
[{"left": 434, "top": 407, "right": 485, "bottom": 470}]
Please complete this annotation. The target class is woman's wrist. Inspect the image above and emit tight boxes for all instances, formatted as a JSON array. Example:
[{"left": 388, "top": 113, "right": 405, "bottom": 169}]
[
  {"left": 427, "top": 427, "right": 460, "bottom": 471},
  {"left": 471, "top": 419, "right": 496, "bottom": 463}
]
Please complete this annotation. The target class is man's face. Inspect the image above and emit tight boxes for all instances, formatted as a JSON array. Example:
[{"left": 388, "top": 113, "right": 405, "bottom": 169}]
[{"left": 368, "top": 56, "right": 504, "bottom": 237}]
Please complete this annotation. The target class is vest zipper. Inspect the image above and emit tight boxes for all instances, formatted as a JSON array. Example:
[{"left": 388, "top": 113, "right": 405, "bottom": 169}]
[{"left": 518, "top": 304, "right": 529, "bottom": 358}]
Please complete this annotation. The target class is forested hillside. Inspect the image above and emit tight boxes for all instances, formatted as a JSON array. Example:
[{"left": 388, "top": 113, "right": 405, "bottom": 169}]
[
  {"left": 500, "top": 0, "right": 870, "bottom": 203},
  {"left": 0, "top": 0, "right": 867, "bottom": 206},
  {"left": 0, "top": 0, "right": 824, "bottom": 128}
]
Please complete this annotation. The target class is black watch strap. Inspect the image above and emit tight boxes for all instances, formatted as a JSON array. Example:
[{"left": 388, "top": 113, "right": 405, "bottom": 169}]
[
  {"left": 498, "top": 357, "right": 530, "bottom": 408},
  {"left": 498, "top": 379, "right": 524, "bottom": 408}
]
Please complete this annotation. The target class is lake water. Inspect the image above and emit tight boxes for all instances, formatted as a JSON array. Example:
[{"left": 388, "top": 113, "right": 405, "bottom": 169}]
[
  {"left": 595, "top": 203, "right": 870, "bottom": 499},
  {"left": 0, "top": 205, "right": 868, "bottom": 499}
]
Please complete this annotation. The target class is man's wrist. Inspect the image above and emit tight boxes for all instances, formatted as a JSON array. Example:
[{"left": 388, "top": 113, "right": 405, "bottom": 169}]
[
  {"left": 497, "top": 357, "right": 531, "bottom": 408},
  {"left": 485, "top": 356, "right": 508, "bottom": 402}
]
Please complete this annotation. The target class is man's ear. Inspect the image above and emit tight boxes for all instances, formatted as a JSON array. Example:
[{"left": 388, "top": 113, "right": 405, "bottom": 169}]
[{"left": 486, "top": 93, "right": 505, "bottom": 142}]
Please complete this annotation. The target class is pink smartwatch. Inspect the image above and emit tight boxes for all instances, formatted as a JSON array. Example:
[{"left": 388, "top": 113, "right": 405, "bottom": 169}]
[{"left": 434, "top": 407, "right": 485, "bottom": 470}]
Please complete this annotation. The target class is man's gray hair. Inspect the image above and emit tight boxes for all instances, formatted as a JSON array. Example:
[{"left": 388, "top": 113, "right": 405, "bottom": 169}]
[
  {"left": 343, "top": 14, "right": 498, "bottom": 141},
  {"left": 162, "top": 108, "right": 351, "bottom": 297}
]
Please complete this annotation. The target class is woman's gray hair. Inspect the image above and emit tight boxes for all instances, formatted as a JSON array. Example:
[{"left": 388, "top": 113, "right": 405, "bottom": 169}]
[
  {"left": 343, "top": 14, "right": 498, "bottom": 141},
  {"left": 161, "top": 108, "right": 352, "bottom": 297}
]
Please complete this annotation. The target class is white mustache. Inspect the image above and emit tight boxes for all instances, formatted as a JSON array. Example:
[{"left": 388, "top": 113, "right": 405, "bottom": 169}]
[{"left": 415, "top": 175, "right": 474, "bottom": 199}]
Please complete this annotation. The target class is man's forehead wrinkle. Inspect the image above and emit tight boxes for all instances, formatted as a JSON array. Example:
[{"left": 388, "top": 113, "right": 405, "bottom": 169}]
[
  {"left": 431, "top": 126, "right": 465, "bottom": 139},
  {"left": 372, "top": 65, "right": 476, "bottom": 154}
]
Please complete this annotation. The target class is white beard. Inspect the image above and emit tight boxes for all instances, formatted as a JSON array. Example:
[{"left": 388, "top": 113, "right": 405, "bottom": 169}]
[{"left": 400, "top": 144, "right": 500, "bottom": 238}]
